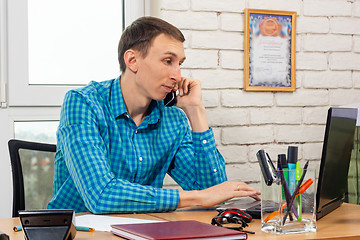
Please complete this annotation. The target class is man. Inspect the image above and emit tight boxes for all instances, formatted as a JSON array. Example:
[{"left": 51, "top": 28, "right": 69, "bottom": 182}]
[{"left": 47, "top": 16, "right": 260, "bottom": 214}]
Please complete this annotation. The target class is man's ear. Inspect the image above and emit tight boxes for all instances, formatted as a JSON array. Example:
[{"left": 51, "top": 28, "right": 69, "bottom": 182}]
[{"left": 123, "top": 49, "right": 138, "bottom": 73}]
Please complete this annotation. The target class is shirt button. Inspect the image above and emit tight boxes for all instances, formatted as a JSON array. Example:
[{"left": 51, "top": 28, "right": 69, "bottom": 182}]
[
  {"left": 135, "top": 130, "right": 138, "bottom": 134},
  {"left": 213, "top": 169, "right": 217, "bottom": 173},
  {"left": 202, "top": 139, "right": 207, "bottom": 144},
  {"left": 139, "top": 157, "right": 143, "bottom": 161}
]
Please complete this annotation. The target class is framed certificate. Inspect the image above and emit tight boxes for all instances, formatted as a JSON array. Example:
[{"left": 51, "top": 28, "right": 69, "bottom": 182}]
[{"left": 244, "top": 9, "right": 296, "bottom": 91}]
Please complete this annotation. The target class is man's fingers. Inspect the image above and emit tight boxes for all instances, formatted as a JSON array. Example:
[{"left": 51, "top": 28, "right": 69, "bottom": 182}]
[
  {"left": 234, "top": 183, "right": 261, "bottom": 199},
  {"left": 178, "top": 77, "right": 190, "bottom": 96}
]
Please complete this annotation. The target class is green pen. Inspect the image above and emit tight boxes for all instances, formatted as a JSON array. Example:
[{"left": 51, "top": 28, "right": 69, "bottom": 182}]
[
  {"left": 13, "top": 225, "right": 94, "bottom": 232},
  {"left": 75, "top": 226, "right": 95, "bottom": 232},
  {"left": 295, "top": 161, "right": 302, "bottom": 222}
]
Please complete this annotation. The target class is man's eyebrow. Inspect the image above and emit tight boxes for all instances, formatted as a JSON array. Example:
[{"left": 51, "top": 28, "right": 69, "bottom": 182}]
[{"left": 164, "top": 51, "right": 186, "bottom": 62}]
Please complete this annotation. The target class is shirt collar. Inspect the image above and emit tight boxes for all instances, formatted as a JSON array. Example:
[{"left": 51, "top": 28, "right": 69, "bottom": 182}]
[
  {"left": 110, "top": 76, "right": 128, "bottom": 118},
  {"left": 110, "top": 76, "right": 161, "bottom": 126}
]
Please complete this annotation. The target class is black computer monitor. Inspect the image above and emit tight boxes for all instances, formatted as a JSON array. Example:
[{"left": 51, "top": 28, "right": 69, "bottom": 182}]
[{"left": 316, "top": 107, "right": 357, "bottom": 220}]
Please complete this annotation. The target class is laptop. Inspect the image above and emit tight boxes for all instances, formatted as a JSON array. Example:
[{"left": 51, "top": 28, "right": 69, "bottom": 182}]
[
  {"left": 315, "top": 107, "right": 357, "bottom": 219},
  {"left": 219, "top": 107, "right": 358, "bottom": 220}
]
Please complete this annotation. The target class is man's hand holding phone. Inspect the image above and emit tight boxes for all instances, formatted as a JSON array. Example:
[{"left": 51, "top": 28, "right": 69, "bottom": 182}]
[
  {"left": 173, "top": 77, "right": 203, "bottom": 109},
  {"left": 170, "top": 77, "right": 209, "bottom": 132}
]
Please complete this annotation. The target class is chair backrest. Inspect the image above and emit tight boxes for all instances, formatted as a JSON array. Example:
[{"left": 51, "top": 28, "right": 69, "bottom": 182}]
[{"left": 8, "top": 139, "right": 56, "bottom": 217}]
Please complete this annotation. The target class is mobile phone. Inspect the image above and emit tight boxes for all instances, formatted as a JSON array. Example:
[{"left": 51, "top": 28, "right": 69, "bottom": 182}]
[
  {"left": 256, "top": 150, "right": 278, "bottom": 186},
  {"left": 164, "top": 91, "right": 177, "bottom": 106}
]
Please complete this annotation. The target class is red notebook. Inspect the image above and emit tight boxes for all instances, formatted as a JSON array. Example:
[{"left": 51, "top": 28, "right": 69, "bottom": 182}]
[{"left": 111, "top": 220, "right": 247, "bottom": 240}]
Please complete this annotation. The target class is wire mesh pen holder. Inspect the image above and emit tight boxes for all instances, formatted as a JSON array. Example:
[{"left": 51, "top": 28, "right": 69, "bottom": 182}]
[{"left": 261, "top": 169, "right": 317, "bottom": 234}]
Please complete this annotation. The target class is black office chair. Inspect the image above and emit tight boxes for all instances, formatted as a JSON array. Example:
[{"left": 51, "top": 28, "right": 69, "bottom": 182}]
[{"left": 8, "top": 139, "right": 56, "bottom": 217}]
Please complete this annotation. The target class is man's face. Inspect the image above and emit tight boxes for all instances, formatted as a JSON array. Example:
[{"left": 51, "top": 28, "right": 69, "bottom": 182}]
[{"left": 134, "top": 33, "right": 186, "bottom": 101}]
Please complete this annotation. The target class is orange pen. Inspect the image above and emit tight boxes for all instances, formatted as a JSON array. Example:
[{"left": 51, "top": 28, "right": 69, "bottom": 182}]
[{"left": 264, "top": 178, "right": 314, "bottom": 223}]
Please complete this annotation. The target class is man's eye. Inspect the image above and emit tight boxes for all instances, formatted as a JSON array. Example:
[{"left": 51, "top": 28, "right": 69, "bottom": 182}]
[{"left": 164, "top": 59, "right": 172, "bottom": 64}]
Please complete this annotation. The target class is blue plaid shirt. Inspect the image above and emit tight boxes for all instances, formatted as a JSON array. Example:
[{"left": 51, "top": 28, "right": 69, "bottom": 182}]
[{"left": 47, "top": 76, "right": 227, "bottom": 214}]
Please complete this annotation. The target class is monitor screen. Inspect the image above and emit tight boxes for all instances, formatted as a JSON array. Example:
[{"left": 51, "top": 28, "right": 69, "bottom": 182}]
[{"left": 316, "top": 107, "right": 357, "bottom": 220}]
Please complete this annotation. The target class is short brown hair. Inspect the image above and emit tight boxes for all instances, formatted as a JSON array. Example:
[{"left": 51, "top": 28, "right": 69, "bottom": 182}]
[{"left": 118, "top": 16, "right": 185, "bottom": 73}]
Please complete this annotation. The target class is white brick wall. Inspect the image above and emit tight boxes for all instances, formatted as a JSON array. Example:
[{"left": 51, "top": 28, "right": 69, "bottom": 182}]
[
  {"left": 248, "top": 0, "right": 301, "bottom": 13},
  {"left": 220, "top": 50, "right": 244, "bottom": 70},
  {"left": 330, "top": 18, "right": 360, "bottom": 35},
  {"left": 354, "top": 71, "right": 360, "bottom": 88},
  {"left": 330, "top": 53, "right": 360, "bottom": 70},
  {"left": 303, "top": 35, "right": 352, "bottom": 52},
  {"left": 296, "top": 53, "right": 327, "bottom": 70},
  {"left": 192, "top": 31, "right": 243, "bottom": 50},
  {"left": 222, "top": 125, "right": 274, "bottom": 145},
  {"left": 276, "top": 90, "right": 329, "bottom": 106},
  {"left": 160, "top": 0, "right": 189, "bottom": 11},
  {"left": 297, "top": 17, "right": 329, "bottom": 34},
  {"left": 220, "top": 13, "right": 244, "bottom": 32},
  {"left": 275, "top": 125, "right": 325, "bottom": 142},
  {"left": 303, "top": 107, "right": 329, "bottom": 124},
  {"left": 182, "top": 49, "right": 218, "bottom": 69},
  {"left": 207, "top": 108, "right": 249, "bottom": 126},
  {"left": 192, "top": 0, "right": 246, "bottom": 12},
  {"left": 355, "top": 36, "right": 360, "bottom": 52},
  {"left": 303, "top": 0, "right": 352, "bottom": 16},
  {"left": 160, "top": 0, "right": 360, "bottom": 185},
  {"left": 221, "top": 90, "right": 273, "bottom": 107},
  {"left": 161, "top": 11, "right": 218, "bottom": 30},
  {"left": 355, "top": 2, "right": 360, "bottom": 17},
  {"left": 249, "top": 107, "right": 302, "bottom": 125},
  {"left": 217, "top": 145, "right": 248, "bottom": 164},
  {"left": 193, "top": 70, "right": 242, "bottom": 89},
  {"left": 302, "top": 71, "right": 352, "bottom": 89}
]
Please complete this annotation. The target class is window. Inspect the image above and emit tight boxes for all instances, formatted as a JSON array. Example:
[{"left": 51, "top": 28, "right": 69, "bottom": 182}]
[
  {"left": 6, "top": 0, "right": 150, "bottom": 106},
  {"left": 14, "top": 121, "right": 59, "bottom": 144},
  {"left": 28, "top": 0, "right": 123, "bottom": 85},
  {"left": 0, "top": 0, "right": 155, "bottom": 218}
]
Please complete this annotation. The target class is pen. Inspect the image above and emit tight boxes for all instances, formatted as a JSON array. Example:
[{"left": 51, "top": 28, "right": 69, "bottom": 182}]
[
  {"left": 282, "top": 160, "right": 309, "bottom": 225},
  {"left": 278, "top": 154, "right": 288, "bottom": 200},
  {"left": 13, "top": 225, "right": 94, "bottom": 232},
  {"left": 295, "top": 162, "right": 302, "bottom": 222},
  {"left": 75, "top": 226, "right": 95, "bottom": 232},
  {"left": 287, "top": 146, "right": 298, "bottom": 195},
  {"left": 279, "top": 154, "right": 289, "bottom": 187},
  {"left": 277, "top": 163, "right": 297, "bottom": 220},
  {"left": 13, "top": 226, "right": 22, "bottom": 232}
]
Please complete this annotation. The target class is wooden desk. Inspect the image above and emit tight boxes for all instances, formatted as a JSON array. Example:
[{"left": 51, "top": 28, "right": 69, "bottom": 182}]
[
  {"left": 0, "top": 213, "right": 159, "bottom": 240},
  {"left": 1, "top": 203, "right": 360, "bottom": 240},
  {"left": 149, "top": 203, "right": 360, "bottom": 240}
]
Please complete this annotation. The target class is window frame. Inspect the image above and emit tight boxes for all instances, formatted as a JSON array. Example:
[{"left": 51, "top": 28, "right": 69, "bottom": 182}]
[
  {"left": 6, "top": 0, "right": 148, "bottom": 107},
  {"left": 0, "top": 0, "right": 159, "bottom": 218}
]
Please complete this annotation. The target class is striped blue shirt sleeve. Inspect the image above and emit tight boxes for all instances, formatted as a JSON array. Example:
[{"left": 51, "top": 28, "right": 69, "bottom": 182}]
[{"left": 167, "top": 112, "right": 227, "bottom": 190}]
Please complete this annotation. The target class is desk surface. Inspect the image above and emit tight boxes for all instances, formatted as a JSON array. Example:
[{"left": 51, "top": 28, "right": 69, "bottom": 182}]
[{"left": 1, "top": 203, "right": 360, "bottom": 240}]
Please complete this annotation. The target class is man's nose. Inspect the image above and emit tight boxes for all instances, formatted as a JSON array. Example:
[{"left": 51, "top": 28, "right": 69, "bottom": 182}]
[{"left": 171, "top": 65, "right": 181, "bottom": 82}]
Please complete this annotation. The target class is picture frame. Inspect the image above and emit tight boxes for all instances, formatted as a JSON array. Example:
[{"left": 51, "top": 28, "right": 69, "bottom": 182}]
[{"left": 244, "top": 9, "right": 296, "bottom": 92}]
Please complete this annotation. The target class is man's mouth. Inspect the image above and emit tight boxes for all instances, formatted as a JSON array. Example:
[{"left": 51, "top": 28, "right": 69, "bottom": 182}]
[{"left": 163, "top": 85, "right": 174, "bottom": 92}]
